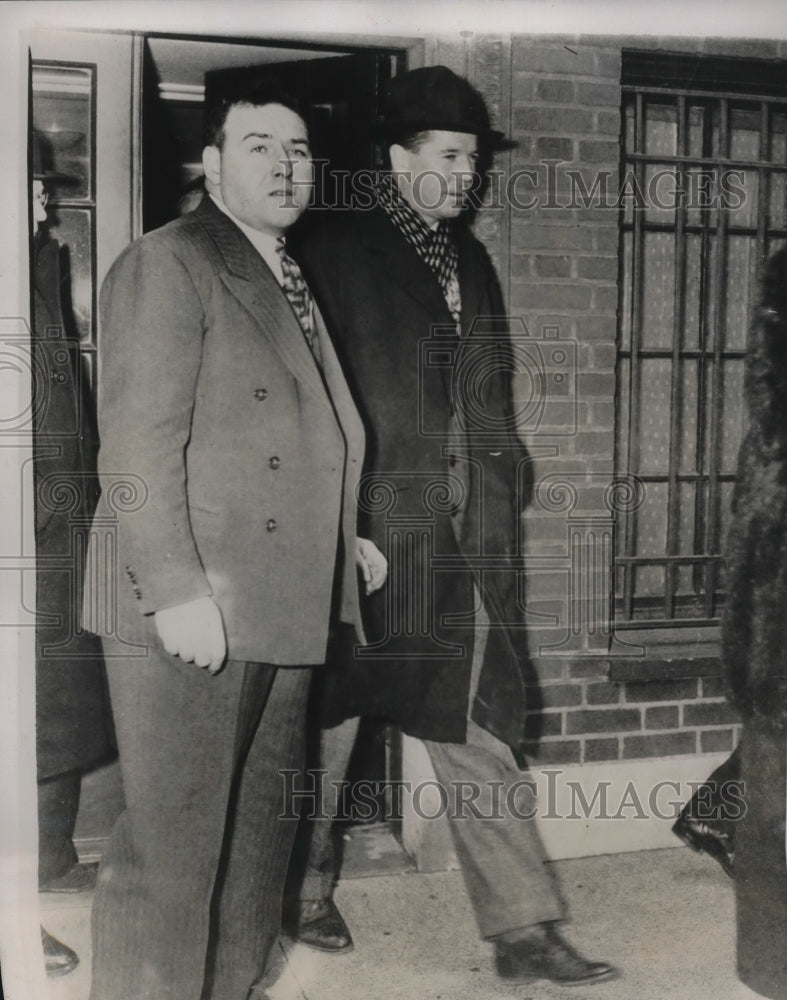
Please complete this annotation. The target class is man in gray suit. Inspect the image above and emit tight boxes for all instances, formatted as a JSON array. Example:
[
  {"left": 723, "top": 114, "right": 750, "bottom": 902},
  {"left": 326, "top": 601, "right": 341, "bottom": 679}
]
[{"left": 85, "top": 80, "right": 385, "bottom": 1000}]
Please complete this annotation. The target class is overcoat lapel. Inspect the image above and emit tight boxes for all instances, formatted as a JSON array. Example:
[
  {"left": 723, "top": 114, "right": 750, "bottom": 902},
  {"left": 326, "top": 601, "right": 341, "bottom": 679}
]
[
  {"left": 196, "top": 198, "right": 331, "bottom": 409},
  {"left": 359, "top": 207, "right": 449, "bottom": 319}
]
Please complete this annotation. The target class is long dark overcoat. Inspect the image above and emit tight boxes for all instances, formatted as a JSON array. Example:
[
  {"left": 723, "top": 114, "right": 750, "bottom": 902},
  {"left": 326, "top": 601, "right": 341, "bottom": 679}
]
[
  {"left": 300, "top": 206, "right": 535, "bottom": 760},
  {"left": 33, "top": 234, "right": 113, "bottom": 780},
  {"left": 721, "top": 247, "right": 787, "bottom": 999}
]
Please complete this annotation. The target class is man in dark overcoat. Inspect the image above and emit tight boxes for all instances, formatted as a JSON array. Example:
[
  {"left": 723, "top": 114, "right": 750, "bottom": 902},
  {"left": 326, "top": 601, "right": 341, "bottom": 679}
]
[
  {"left": 31, "top": 133, "right": 113, "bottom": 897},
  {"left": 293, "top": 66, "right": 615, "bottom": 987},
  {"left": 83, "top": 81, "right": 384, "bottom": 1000}
]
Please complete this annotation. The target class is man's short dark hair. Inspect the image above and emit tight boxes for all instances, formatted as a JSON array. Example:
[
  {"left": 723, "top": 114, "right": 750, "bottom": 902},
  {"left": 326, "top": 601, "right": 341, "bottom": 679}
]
[
  {"left": 203, "top": 76, "right": 307, "bottom": 150},
  {"left": 380, "top": 129, "right": 431, "bottom": 168}
]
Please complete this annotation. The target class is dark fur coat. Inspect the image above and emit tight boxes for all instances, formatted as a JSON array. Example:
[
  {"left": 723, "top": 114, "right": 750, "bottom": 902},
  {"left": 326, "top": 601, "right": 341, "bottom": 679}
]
[{"left": 723, "top": 247, "right": 787, "bottom": 728}]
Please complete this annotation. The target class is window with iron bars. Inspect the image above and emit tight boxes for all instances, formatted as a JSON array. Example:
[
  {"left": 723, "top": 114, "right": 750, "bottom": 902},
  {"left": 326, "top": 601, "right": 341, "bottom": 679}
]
[{"left": 615, "top": 51, "right": 787, "bottom": 629}]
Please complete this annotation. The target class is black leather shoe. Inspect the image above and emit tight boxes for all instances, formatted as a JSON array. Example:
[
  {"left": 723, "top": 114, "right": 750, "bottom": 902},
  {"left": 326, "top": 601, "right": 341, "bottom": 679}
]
[
  {"left": 672, "top": 813, "right": 734, "bottom": 877},
  {"left": 39, "top": 860, "right": 99, "bottom": 893},
  {"left": 293, "top": 898, "right": 354, "bottom": 953},
  {"left": 41, "top": 927, "right": 79, "bottom": 977},
  {"left": 495, "top": 923, "right": 617, "bottom": 986}
]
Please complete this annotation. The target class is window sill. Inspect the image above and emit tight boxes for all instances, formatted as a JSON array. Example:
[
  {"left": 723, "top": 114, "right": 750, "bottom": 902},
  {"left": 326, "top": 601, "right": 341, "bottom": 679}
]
[{"left": 609, "top": 625, "right": 721, "bottom": 682}]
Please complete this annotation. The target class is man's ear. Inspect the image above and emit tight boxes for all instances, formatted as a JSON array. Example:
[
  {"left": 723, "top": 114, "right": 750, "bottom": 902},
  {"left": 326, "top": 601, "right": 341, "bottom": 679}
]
[
  {"left": 202, "top": 145, "right": 221, "bottom": 188},
  {"left": 388, "top": 143, "right": 408, "bottom": 177}
]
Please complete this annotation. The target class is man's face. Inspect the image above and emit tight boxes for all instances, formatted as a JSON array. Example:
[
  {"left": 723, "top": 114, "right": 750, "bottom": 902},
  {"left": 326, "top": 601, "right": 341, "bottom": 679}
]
[
  {"left": 32, "top": 180, "right": 48, "bottom": 234},
  {"left": 391, "top": 130, "right": 478, "bottom": 227},
  {"left": 203, "top": 102, "right": 313, "bottom": 236}
]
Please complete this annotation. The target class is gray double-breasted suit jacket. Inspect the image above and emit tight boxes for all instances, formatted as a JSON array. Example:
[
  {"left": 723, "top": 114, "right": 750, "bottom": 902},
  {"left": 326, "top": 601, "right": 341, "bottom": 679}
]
[{"left": 85, "top": 195, "right": 365, "bottom": 662}]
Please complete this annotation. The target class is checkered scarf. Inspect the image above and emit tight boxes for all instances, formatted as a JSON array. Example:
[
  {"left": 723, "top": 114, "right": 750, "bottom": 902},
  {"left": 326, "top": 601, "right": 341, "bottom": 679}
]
[{"left": 375, "top": 173, "right": 461, "bottom": 323}]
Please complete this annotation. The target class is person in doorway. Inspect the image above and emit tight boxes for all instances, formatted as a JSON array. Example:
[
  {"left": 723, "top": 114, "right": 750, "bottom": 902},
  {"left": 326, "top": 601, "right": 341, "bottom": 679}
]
[
  {"left": 292, "top": 65, "right": 617, "bottom": 987},
  {"left": 31, "top": 131, "right": 113, "bottom": 980},
  {"left": 32, "top": 133, "right": 113, "bottom": 897},
  {"left": 84, "top": 79, "right": 385, "bottom": 1000}
]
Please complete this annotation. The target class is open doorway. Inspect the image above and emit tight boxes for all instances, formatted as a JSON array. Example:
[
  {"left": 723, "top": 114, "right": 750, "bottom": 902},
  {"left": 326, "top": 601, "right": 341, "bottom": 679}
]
[{"left": 141, "top": 35, "right": 405, "bottom": 232}]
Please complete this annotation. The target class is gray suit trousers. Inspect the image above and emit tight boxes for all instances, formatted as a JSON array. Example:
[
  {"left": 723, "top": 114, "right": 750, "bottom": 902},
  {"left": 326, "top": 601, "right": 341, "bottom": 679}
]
[
  {"left": 303, "top": 603, "right": 564, "bottom": 939},
  {"left": 91, "top": 620, "right": 311, "bottom": 1000}
]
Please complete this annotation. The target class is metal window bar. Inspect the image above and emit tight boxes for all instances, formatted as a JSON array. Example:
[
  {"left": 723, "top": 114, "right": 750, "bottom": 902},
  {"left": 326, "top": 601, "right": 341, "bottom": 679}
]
[{"left": 617, "top": 80, "right": 787, "bottom": 628}]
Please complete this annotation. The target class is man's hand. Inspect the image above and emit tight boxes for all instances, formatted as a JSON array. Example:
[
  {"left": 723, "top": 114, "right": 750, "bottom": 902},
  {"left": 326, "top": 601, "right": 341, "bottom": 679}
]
[
  {"left": 356, "top": 537, "right": 388, "bottom": 595},
  {"left": 154, "top": 596, "right": 227, "bottom": 673}
]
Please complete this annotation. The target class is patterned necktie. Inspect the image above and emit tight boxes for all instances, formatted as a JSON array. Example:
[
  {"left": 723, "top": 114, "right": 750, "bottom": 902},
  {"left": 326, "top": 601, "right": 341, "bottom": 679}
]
[{"left": 276, "top": 239, "right": 320, "bottom": 362}]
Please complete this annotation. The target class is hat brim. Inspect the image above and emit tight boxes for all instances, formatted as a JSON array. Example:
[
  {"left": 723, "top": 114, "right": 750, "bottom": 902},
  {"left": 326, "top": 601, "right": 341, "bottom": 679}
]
[{"left": 376, "top": 120, "right": 517, "bottom": 152}]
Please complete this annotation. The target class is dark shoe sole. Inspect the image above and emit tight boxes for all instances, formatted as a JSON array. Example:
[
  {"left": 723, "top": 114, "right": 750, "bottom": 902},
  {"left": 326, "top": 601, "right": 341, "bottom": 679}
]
[
  {"left": 496, "top": 955, "right": 618, "bottom": 987},
  {"left": 296, "top": 934, "right": 354, "bottom": 954}
]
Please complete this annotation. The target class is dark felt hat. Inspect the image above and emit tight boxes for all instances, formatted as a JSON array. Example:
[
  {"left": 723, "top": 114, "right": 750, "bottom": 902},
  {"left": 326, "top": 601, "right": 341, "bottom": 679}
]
[
  {"left": 31, "top": 131, "right": 76, "bottom": 182},
  {"left": 379, "top": 66, "right": 514, "bottom": 150}
]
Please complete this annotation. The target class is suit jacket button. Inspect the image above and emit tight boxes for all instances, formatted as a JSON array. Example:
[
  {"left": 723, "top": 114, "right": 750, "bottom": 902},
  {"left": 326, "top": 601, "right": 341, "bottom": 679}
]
[
  {"left": 268, "top": 456, "right": 281, "bottom": 470},
  {"left": 266, "top": 518, "right": 277, "bottom": 532},
  {"left": 254, "top": 388, "right": 268, "bottom": 400}
]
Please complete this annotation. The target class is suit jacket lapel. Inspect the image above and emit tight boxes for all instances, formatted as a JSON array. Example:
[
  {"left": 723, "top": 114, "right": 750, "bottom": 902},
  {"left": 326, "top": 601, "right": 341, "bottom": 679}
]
[{"left": 196, "top": 198, "right": 331, "bottom": 409}]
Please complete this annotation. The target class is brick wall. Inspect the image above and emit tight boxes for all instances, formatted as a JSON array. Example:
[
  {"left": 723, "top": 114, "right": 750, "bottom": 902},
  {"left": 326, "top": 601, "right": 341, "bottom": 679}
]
[{"left": 460, "top": 33, "right": 787, "bottom": 765}]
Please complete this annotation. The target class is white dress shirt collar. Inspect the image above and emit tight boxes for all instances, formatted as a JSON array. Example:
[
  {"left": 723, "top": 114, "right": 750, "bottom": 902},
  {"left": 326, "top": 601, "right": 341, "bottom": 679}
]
[{"left": 209, "top": 192, "right": 284, "bottom": 284}]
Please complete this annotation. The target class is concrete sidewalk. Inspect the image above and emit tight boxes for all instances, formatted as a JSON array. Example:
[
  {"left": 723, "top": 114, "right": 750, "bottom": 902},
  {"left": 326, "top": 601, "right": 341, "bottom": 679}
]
[{"left": 41, "top": 828, "right": 759, "bottom": 1000}]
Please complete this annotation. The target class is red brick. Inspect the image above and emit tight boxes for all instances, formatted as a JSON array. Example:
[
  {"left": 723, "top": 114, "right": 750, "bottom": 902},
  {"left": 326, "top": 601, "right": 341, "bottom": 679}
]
[
  {"left": 701, "top": 676, "right": 725, "bottom": 699},
  {"left": 535, "top": 136, "right": 574, "bottom": 161},
  {"left": 537, "top": 79, "right": 575, "bottom": 103},
  {"left": 623, "top": 732, "right": 696, "bottom": 758},
  {"left": 584, "top": 737, "right": 620, "bottom": 762},
  {"left": 578, "top": 316, "right": 616, "bottom": 341},
  {"left": 578, "top": 372, "right": 615, "bottom": 397},
  {"left": 624, "top": 678, "right": 698, "bottom": 702},
  {"left": 586, "top": 681, "right": 620, "bottom": 705},
  {"left": 596, "top": 110, "right": 622, "bottom": 136},
  {"left": 700, "top": 729, "right": 735, "bottom": 754},
  {"left": 511, "top": 223, "right": 595, "bottom": 251},
  {"left": 526, "top": 711, "right": 563, "bottom": 736},
  {"left": 590, "top": 343, "right": 617, "bottom": 369},
  {"left": 579, "top": 139, "right": 619, "bottom": 163},
  {"left": 535, "top": 254, "right": 572, "bottom": 278},
  {"left": 683, "top": 701, "right": 739, "bottom": 727},
  {"left": 590, "top": 401, "right": 615, "bottom": 428},
  {"left": 515, "top": 107, "right": 595, "bottom": 135},
  {"left": 536, "top": 683, "right": 583, "bottom": 708},
  {"left": 594, "top": 228, "right": 620, "bottom": 252},
  {"left": 592, "top": 285, "right": 620, "bottom": 312},
  {"left": 513, "top": 284, "right": 593, "bottom": 311},
  {"left": 645, "top": 705, "right": 680, "bottom": 730},
  {"left": 593, "top": 50, "right": 623, "bottom": 79},
  {"left": 524, "top": 739, "right": 582, "bottom": 765},
  {"left": 575, "top": 81, "right": 620, "bottom": 107},
  {"left": 566, "top": 708, "right": 641, "bottom": 735},
  {"left": 532, "top": 657, "right": 568, "bottom": 682},
  {"left": 565, "top": 659, "right": 610, "bottom": 679},
  {"left": 513, "top": 46, "right": 597, "bottom": 76},
  {"left": 578, "top": 256, "right": 617, "bottom": 281}
]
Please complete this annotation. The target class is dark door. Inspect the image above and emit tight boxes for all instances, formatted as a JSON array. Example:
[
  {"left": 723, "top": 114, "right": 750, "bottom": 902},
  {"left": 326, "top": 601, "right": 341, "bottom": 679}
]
[{"left": 144, "top": 49, "right": 401, "bottom": 231}]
